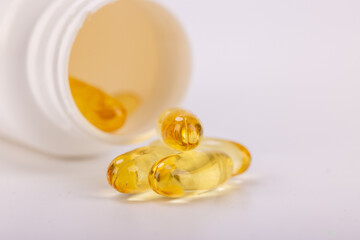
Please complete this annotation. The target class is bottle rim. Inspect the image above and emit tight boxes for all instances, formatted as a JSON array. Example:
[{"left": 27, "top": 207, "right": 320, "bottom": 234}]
[{"left": 27, "top": 0, "right": 191, "bottom": 145}]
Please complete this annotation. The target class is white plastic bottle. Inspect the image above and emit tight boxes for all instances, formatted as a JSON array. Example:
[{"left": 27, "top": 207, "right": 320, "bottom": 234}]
[{"left": 0, "top": 0, "right": 191, "bottom": 156}]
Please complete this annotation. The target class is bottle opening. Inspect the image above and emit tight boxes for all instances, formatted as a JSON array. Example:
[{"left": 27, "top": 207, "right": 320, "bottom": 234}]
[{"left": 67, "top": 0, "right": 191, "bottom": 140}]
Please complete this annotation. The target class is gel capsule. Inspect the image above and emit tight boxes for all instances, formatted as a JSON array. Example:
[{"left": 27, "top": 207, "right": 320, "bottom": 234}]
[
  {"left": 198, "top": 138, "right": 251, "bottom": 176},
  {"left": 107, "top": 145, "right": 177, "bottom": 194},
  {"left": 149, "top": 150, "right": 233, "bottom": 198},
  {"left": 157, "top": 108, "right": 203, "bottom": 151},
  {"left": 69, "top": 77, "right": 127, "bottom": 132},
  {"left": 151, "top": 138, "right": 251, "bottom": 176}
]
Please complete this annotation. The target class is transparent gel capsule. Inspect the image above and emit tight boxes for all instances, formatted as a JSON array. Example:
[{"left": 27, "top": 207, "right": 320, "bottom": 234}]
[
  {"left": 149, "top": 150, "right": 233, "bottom": 198},
  {"left": 157, "top": 108, "right": 203, "bottom": 151},
  {"left": 113, "top": 93, "right": 141, "bottom": 115},
  {"left": 69, "top": 77, "right": 127, "bottom": 132},
  {"left": 107, "top": 145, "right": 177, "bottom": 194},
  {"left": 151, "top": 138, "right": 251, "bottom": 176},
  {"left": 198, "top": 138, "right": 251, "bottom": 176}
]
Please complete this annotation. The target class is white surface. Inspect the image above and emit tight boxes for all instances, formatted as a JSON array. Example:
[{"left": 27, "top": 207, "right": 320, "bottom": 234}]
[{"left": 1, "top": 0, "right": 360, "bottom": 239}]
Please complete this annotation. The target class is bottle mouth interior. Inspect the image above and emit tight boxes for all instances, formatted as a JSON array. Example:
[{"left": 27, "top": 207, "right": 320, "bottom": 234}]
[{"left": 67, "top": 0, "right": 191, "bottom": 142}]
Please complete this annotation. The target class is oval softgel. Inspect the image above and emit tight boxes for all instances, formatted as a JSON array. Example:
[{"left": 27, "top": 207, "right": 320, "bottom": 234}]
[
  {"left": 198, "top": 138, "right": 251, "bottom": 176},
  {"left": 107, "top": 145, "right": 177, "bottom": 193},
  {"left": 70, "top": 77, "right": 127, "bottom": 132},
  {"left": 149, "top": 150, "right": 233, "bottom": 198},
  {"left": 157, "top": 108, "right": 203, "bottom": 151},
  {"left": 151, "top": 138, "right": 252, "bottom": 176}
]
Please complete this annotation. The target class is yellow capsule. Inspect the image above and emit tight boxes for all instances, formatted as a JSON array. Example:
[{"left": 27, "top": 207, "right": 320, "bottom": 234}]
[
  {"left": 69, "top": 77, "right": 127, "bottom": 132},
  {"left": 157, "top": 108, "right": 203, "bottom": 151},
  {"left": 107, "top": 145, "right": 177, "bottom": 194},
  {"left": 198, "top": 138, "right": 251, "bottom": 176},
  {"left": 151, "top": 138, "right": 251, "bottom": 176},
  {"left": 113, "top": 93, "right": 141, "bottom": 115},
  {"left": 149, "top": 150, "right": 233, "bottom": 198}
]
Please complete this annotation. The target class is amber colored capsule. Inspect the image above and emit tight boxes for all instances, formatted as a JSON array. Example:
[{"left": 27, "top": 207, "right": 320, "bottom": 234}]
[
  {"left": 113, "top": 93, "right": 141, "bottom": 115},
  {"left": 69, "top": 77, "right": 127, "bottom": 132},
  {"left": 157, "top": 108, "right": 203, "bottom": 151},
  {"left": 198, "top": 138, "right": 251, "bottom": 176},
  {"left": 151, "top": 138, "right": 251, "bottom": 176},
  {"left": 107, "top": 145, "right": 177, "bottom": 194},
  {"left": 149, "top": 150, "right": 233, "bottom": 198}
]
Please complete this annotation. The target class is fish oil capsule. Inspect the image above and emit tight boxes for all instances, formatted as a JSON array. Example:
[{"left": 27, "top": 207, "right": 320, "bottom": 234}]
[
  {"left": 107, "top": 145, "right": 177, "bottom": 194},
  {"left": 198, "top": 138, "right": 251, "bottom": 176},
  {"left": 151, "top": 138, "right": 251, "bottom": 176},
  {"left": 149, "top": 150, "right": 233, "bottom": 198},
  {"left": 113, "top": 93, "right": 141, "bottom": 115},
  {"left": 157, "top": 108, "right": 203, "bottom": 151},
  {"left": 69, "top": 77, "right": 127, "bottom": 132}
]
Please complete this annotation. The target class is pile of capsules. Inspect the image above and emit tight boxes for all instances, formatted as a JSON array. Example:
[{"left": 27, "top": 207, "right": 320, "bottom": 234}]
[
  {"left": 69, "top": 77, "right": 251, "bottom": 198},
  {"left": 106, "top": 108, "right": 251, "bottom": 198}
]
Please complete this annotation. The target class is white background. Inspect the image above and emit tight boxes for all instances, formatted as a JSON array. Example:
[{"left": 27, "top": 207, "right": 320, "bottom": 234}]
[{"left": 1, "top": 0, "right": 360, "bottom": 239}]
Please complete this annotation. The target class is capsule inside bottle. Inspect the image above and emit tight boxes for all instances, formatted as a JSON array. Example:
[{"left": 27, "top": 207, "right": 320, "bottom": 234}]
[
  {"left": 149, "top": 150, "right": 233, "bottom": 198},
  {"left": 107, "top": 145, "right": 177, "bottom": 194},
  {"left": 157, "top": 108, "right": 203, "bottom": 151},
  {"left": 69, "top": 77, "right": 127, "bottom": 132}
]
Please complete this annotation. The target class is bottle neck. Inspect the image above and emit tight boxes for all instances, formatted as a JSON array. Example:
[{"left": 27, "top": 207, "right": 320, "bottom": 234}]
[
  {"left": 27, "top": 0, "right": 191, "bottom": 145},
  {"left": 26, "top": 0, "right": 138, "bottom": 143}
]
